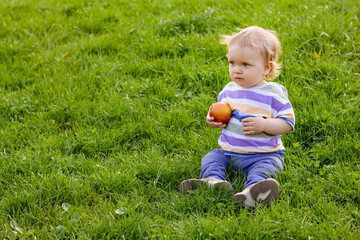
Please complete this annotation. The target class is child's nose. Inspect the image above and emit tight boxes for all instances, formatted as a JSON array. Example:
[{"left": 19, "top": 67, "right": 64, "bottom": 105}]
[{"left": 234, "top": 66, "right": 242, "bottom": 73}]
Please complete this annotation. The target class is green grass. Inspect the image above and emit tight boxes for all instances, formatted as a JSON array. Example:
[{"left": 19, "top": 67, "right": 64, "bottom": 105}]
[{"left": 0, "top": 0, "right": 359, "bottom": 238}]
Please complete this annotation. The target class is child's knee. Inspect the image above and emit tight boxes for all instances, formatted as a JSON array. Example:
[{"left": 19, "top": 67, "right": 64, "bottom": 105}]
[
  {"left": 201, "top": 149, "right": 227, "bottom": 166},
  {"left": 247, "top": 161, "right": 282, "bottom": 181}
]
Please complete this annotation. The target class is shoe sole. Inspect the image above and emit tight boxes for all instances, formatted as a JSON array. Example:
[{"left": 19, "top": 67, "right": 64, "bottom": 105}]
[
  {"left": 179, "top": 179, "right": 207, "bottom": 192},
  {"left": 179, "top": 179, "right": 233, "bottom": 193},
  {"left": 232, "top": 193, "right": 247, "bottom": 202},
  {"left": 213, "top": 181, "right": 233, "bottom": 192},
  {"left": 232, "top": 179, "right": 279, "bottom": 206},
  {"left": 250, "top": 179, "right": 279, "bottom": 206}
]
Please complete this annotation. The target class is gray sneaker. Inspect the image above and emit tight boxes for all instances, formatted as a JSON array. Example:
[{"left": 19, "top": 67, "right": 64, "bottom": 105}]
[
  {"left": 232, "top": 178, "right": 279, "bottom": 207},
  {"left": 179, "top": 177, "right": 233, "bottom": 193}
]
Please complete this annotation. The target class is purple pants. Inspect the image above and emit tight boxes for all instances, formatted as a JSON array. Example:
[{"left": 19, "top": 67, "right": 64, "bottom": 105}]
[{"left": 201, "top": 149, "right": 284, "bottom": 189}]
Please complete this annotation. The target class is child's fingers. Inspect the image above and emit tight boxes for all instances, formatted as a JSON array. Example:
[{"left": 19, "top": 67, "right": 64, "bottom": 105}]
[
  {"left": 242, "top": 117, "right": 255, "bottom": 123},
  {"left": 206, "top": 116, "right": 215, "bottom": 121},
  {"left": 244, "top": 130, "right": 255, "bottom": 135},
  {"left": 212, "top": 122, "right": 224, "bottom": 128},
  {"left": 242, "top": 120, "right": 254, "bottom": 127},
  {"left": 208, "top": 121, "right": 226, "bottom": 128}
]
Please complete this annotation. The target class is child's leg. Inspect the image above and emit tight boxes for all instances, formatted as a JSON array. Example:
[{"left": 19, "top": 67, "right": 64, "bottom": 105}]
[
  {"left": 243, "top": 154, "right": 283, "bottom": 188},
  {"left": 179, "top": 149, "right": 232, "bottom": 192},
  {"left": 232, "top": 152, "right": 284, "bottom": 206},
  {"left": 201, "top": 149, "right": 231, "bottom": 180}
]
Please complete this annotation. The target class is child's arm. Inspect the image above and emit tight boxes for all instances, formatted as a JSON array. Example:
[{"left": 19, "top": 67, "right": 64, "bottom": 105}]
[{"left": 242, "top": 117, "right": 292, "bottom": 135}]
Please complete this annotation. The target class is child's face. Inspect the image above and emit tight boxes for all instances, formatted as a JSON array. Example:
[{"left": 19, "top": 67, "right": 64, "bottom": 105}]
[{"left": 227, "top": 44, "right": 271, "bottom": 88}]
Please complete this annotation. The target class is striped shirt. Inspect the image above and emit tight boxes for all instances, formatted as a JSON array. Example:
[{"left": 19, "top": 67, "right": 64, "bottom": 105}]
[{"left": 218, "top": 81, "right": 295, "bottom": 154}]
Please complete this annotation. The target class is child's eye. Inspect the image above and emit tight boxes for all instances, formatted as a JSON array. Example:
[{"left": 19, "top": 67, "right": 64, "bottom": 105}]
[
  {"left": 243, "top": 63, "right": 250, "bottom": 67},
  {"left": 229, "top": 61, "right": 235, "bottom": 66}
]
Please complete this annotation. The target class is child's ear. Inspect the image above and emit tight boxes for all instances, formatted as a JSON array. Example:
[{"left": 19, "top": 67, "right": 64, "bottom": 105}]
[{"left": 264, "top": 61, "right": 273, "bottom": 75}]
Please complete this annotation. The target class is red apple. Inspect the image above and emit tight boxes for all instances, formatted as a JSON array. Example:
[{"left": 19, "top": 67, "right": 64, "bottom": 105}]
[{"left": 209, "top": 102, "right": 232, "bottom": 124}]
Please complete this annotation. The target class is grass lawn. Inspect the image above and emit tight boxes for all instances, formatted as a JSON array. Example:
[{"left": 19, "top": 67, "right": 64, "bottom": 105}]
[{"left": 1, "top": 0, "right": 359, "bottom": 239}]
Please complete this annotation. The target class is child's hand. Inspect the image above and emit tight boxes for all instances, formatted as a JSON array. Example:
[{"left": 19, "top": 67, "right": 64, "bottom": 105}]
[
  {"left": 206, "top": 113, "right": 227, "bottom": 128},
  {"left": 242, "top": 117, "right": 266, "bottom": 135}
]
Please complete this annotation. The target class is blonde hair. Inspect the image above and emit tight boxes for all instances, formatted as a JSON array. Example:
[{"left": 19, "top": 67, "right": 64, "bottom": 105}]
[{"left": 220, "top": 26, "right": 282, "bottom": 80}]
